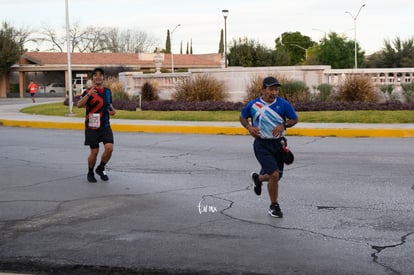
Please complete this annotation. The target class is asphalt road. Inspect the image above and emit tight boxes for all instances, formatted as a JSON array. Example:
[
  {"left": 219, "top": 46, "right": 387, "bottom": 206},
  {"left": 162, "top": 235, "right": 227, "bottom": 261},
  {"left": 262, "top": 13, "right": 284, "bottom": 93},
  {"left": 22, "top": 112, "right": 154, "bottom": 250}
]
[{"left": 0, "top": 127, "right": 413, "bottom": 274}]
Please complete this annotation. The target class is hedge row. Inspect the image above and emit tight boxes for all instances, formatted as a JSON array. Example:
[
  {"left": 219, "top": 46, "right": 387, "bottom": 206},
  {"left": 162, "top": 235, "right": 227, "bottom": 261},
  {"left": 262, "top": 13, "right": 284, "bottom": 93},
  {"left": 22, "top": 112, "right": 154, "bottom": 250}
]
[{"left": 65, "top": 97, "right": 414, "bottom": 111}]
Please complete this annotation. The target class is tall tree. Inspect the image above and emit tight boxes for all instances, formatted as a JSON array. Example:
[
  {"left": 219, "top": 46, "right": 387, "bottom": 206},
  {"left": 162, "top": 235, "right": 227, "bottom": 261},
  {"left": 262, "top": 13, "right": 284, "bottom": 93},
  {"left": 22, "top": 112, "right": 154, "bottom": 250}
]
[
  {"left": 275, "top": 32, "right": 315, "bottom": 65},
  {"left": 272, "top": 47, "right": 291, "bottom": 66},
  {"left": 364, "top": 51, "right": 385, "bottom": 68},
  {"left": 228, "top": 37, "right": 273, "bottom": 67},
  {"left": 0, "top": 22, "right": 25, "bottom": 74},
  {"left": 218, "top": 29, "right": 224, "bottom": 54},
  {"left": 0, "top": 22, "right": 26, "bottom": 97},
  {"left": 382, "top": 37, "right": 414, "bottom": 67},
  {"left": 165, "top": 29, "right": 171, "bottom": 54},
  {"left": 317, "top": 32, "right": 364, "bottom": 69}
]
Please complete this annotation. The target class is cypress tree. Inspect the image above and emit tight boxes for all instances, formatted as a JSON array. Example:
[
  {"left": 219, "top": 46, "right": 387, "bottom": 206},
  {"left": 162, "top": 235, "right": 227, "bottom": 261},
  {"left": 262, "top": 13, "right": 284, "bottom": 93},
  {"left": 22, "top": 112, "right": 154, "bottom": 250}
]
[
  {"left": 165, "top": 29, "right": 171, "bottom": 54},
  {"left": 218, "top": 29, "right": 224, "bottom": 54}
]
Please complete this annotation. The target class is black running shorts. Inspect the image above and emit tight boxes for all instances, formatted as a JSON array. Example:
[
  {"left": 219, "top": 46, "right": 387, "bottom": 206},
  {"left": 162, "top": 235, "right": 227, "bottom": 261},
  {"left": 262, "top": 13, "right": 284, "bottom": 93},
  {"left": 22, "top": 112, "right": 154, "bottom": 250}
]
[{"left": 84, "top": 127, "right": 114, "bottom": 148}]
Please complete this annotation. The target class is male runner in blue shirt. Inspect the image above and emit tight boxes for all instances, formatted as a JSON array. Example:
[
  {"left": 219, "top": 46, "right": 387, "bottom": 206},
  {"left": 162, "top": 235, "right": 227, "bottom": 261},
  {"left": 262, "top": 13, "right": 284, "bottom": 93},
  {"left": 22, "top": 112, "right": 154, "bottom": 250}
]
[{"left": 240, "top": 76, "right": 298, "bottom": 218}]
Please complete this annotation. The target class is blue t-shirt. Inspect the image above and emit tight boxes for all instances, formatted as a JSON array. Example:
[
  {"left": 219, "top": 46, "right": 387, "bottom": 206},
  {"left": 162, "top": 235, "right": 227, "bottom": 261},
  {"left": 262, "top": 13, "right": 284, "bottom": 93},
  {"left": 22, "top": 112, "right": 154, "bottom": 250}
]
[{"left": 241, "top": 97, "right": 298, "bottom": 139}]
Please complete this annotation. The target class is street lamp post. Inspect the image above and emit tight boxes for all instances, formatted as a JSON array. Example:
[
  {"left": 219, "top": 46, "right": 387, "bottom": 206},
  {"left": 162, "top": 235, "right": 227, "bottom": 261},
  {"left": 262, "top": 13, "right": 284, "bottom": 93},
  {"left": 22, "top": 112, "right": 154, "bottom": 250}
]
[
  {"left": 170, "top": 24, "right": 181, "bottom": 73},
  {"left": 222, "top": 9, "right": 229, "bottom": 68},
  {"left": 346, "top": 4, "right": 366, "bottom": 69},
  {"left": 64, "top": 0, "right": 73, "bottom": 115},
  {"left": 288, "top": 43, "right": 308, "bottom": 62},
  {"left": 280, "top": 34, "right": 308, "bottom": 63}
]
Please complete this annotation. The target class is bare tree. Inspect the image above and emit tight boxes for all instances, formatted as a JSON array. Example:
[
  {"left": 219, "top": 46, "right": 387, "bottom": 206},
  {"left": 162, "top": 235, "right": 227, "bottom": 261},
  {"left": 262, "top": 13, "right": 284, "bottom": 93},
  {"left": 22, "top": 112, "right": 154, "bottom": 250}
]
[
  {"left": 35, "top": 23, "right": 159, "bottom": 53},
  {"left": 104, "top": 27, "right": 121, "bottom": 53},
  {"left": 69, "top": 22, "right": 90, "bottom": 53},
  {"left": 37, "top": 23, "right": 65, "bottom": 52},
  {"left": 80, "top": 26, "right": 109, "bottom": 53},
  {"left": 104, "top": 27, "right": 158, "bottom": 53}
]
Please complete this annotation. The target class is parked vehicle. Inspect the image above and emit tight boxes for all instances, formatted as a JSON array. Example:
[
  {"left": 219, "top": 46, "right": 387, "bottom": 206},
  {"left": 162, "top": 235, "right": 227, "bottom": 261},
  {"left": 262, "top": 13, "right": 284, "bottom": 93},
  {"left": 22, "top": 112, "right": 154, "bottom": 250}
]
[
  {"left": 73, "top": 79, "right": 88, "bottom": 94},
  {"left": 44, "top": 82, "right": 66, "bottom": 93}
]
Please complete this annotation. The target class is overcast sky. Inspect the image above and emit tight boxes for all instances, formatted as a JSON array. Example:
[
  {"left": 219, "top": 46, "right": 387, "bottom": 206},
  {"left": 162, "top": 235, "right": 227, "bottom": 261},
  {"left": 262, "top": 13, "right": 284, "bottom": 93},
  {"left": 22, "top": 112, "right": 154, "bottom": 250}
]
[{"left": 1, "top": 0, "right": 413, "bottom": 55}]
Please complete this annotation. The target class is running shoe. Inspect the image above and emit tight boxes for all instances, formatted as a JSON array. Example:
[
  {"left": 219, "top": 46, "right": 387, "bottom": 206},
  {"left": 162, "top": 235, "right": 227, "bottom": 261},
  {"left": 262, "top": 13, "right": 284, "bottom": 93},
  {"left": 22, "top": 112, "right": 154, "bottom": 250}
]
[
  {"left": 95, "top": 166, "right": 109, "bottom": 181},
  {"left": 250, "top": 172, "right": 262, "bottom": 196},
  {"left": 268, "top": 203, "right": 283, "bottom": 218}
]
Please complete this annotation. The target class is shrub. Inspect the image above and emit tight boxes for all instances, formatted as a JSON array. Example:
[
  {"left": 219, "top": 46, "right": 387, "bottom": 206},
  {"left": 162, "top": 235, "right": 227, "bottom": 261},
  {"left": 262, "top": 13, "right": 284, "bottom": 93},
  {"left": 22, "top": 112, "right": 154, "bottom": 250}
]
[
  {"left": 112, "top": 90, "right": 130, "bottom": 101},
  {"left": 244, "top": 74, "right": 289, "bottom": 103},
  {"left": 316, "top": 83, "right": 334, "bottom": 102},
  {"left": 141, "top": 81, "right": 159, "bottom": 101},
  {"left": 401, "top": 83, "right": 414, "bottom": 103},
  {"left": 64, "top": 95, "right": 81, "bottom": 106},
  {"left": 292, "top": 100, "right": 414, "bottom": 111},
  {"left": 173, "top": 74, "right": 226, "bottom": 102},
  {"left": 102, "top": 76, "right": 128, "bottom": 100},
  {"left": 112, "top": 99, "right": 137, "bottom": 111},
  {"left": 335, "top": 74, "right": 379, "bottom": 102},
  {"left": 141, "top": 100, "right": 243, "bottom": 111},
  {"left": 379, "top": 84, "right": 395, "bottom": 101},
  {"left": 280, "top": 80, "right": 310, "bottom": 103},
  {"left": 103, "top": 77, "right": 124, "bottom": 94}
]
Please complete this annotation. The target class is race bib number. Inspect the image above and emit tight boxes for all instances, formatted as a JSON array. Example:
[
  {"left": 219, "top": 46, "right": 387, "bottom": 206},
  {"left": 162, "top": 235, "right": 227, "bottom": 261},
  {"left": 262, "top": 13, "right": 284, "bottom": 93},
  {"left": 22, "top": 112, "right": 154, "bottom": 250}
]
[{"left": 88, "top": 113, "right": 100, "bottom": 128}]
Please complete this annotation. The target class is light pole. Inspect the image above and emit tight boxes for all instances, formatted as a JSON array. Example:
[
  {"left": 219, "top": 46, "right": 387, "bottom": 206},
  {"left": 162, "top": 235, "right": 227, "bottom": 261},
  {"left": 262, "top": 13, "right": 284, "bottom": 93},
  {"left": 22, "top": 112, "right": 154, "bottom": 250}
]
[
  {"left": 65, "top": 0, "right": 74, "bottom": 115},
  {"left": 170, "top": 24, "right": 181, "bottom": 73},
  {"left": 287, "top": 43, "right": 308, "bottom": 63},
  {"left": 280, "top": 36, "right": 308, "bottom": 62},
  {"left": 346, "top": 4, "right": 366, "bottom": 69},
  {"left": 222, "top": 9, "right": 229, "bottom": 68}
]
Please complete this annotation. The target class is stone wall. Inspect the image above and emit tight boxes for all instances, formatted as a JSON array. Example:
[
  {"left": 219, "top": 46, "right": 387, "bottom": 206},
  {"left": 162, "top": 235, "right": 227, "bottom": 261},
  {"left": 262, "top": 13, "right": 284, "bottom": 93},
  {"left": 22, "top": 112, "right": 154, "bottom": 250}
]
[{"left": 119, "top": 65, "right": 329, "bottom": 102}]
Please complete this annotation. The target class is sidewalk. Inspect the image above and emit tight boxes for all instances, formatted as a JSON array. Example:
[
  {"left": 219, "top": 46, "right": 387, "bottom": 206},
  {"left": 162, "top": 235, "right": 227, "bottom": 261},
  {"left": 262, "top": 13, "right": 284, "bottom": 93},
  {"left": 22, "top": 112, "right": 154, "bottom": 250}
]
[{"left": 1, "top": 98, "right": 414, "bottom": 137}]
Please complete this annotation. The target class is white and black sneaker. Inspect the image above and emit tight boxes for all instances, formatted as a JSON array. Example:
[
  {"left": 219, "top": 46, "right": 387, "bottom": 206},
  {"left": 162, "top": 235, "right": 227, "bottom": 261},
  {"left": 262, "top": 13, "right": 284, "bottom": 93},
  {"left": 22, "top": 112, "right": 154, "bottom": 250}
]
[
  {"left": 268, "top": 203, "right": 283, "bottom": 218},
  {"left": 250, "top": 172, "right": 262, "bottom": 196}
]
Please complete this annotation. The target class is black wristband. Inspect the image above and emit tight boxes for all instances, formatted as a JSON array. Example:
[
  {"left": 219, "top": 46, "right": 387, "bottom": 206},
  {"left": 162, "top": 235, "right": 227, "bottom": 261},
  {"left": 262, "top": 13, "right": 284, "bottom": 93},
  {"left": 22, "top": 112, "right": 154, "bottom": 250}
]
[{"left": 284, "top": 121, "right": 289, "bottom": 129}]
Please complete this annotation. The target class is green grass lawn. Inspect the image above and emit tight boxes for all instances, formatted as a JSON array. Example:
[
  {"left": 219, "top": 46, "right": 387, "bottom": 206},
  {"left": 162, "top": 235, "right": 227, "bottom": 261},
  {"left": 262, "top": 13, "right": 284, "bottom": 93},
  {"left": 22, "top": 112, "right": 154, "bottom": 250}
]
[{"left": 21, "top": 102, "right": 414, "bottom": 123}]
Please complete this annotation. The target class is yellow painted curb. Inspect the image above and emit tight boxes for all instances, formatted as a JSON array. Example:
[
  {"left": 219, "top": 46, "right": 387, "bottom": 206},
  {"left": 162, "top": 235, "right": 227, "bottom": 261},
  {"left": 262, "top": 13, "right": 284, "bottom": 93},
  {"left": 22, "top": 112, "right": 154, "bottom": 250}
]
[
  {"left": 1, "top": 119, "right": 414, "bottom": 137},
  {"left": 287, "top": 128, "right": 414, "bottom": 138},
  {"left": 0, "top": 119, "right": 246, "bottom": 135},
  {"left": 111, "top": 124, "right": 246, "bottom": 135},
  {"left": 0, "top": 119, "right": 84, "bottom": 130}
]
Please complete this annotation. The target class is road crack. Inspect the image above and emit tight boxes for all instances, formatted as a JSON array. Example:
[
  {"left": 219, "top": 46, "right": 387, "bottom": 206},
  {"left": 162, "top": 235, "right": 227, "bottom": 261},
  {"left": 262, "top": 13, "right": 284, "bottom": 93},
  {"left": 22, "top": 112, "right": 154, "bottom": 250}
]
[
  {"left": 370, "top": 231, "right": 414, "bottom": 275},
  {"left": 199, "top": 185, "right": 353, "bottom": 243}
]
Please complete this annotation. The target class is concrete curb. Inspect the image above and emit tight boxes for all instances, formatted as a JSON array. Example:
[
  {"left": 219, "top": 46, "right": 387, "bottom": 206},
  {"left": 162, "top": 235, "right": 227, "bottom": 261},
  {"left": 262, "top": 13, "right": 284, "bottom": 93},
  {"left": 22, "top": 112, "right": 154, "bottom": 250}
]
[{"left": 2, "top": 118, "right": 414, "bottom": 138}]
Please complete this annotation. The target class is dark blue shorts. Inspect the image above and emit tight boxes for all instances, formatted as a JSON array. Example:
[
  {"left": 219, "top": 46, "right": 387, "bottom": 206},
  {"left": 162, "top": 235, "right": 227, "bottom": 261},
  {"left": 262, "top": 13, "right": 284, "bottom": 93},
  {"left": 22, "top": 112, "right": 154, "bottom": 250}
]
[
  {"left": 84, "top": 127, "right": 114, "bottom": 149},
  {"left": 253, "top": 138, "right": 284, "bottom": 178}
]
